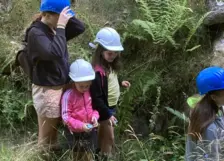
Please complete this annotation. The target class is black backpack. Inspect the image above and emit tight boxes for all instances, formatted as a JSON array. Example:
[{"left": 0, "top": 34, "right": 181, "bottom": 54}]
[{"left": 15, "top": 25, "right": 36, "bottom": 80}]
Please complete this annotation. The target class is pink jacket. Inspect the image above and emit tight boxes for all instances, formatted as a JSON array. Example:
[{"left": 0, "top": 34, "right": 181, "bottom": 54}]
[{"left": 61, "top": 89, "right": 99, "bottom": 132}]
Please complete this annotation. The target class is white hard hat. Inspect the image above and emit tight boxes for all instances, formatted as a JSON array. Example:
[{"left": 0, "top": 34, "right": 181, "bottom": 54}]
[
  {"left": 94, "top": 27, "right": 124, "bottom": 51},
  {"left": 69, "top": 59, "right": 95, "bottom": 82}
]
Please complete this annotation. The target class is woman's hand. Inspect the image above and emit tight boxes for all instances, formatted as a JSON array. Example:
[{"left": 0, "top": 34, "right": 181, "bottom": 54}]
[{"left": 57, "top": 6, "right": 73, "bottom": 28}]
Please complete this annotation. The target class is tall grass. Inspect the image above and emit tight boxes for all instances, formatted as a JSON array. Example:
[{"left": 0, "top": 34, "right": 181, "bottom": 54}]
[{"left": 0, "top": 124, "right": 186, "bottom": 161}]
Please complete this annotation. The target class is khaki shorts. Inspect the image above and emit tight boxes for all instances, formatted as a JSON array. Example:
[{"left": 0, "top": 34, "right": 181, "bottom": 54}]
[{"left": 32, "top": 84, "right": 63, "bottom": 118}]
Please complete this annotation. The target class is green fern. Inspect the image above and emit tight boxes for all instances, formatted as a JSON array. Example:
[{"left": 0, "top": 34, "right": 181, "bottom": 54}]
[
  {"left": 117, "top": 71, "right": 160, "bottom": 133},
  {"left": 135, "top": 0, "right": 154, "bottom": 22},
  {"left": 184, "top": 11, "right": 212, "bottom": 50},
  {"left": 124, "top": 0, "right": 193, "bottom": 47},
  {"left": 0, "top": 82, "right": 32, "bottom": 127},
  {"left": 165, "top": 106, "right": 189, "bottom": 123},
  {"left": 149, "top": 86, "right": 161, "bottom": 131}
]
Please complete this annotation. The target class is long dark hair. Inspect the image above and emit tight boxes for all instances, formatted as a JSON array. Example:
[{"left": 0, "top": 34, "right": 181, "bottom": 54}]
[
  {"left": 188, "top": 91, "right": 221, "bottom": 140},
  {"left": 92, "top": 45, "right": 122, "bottom": 73}
]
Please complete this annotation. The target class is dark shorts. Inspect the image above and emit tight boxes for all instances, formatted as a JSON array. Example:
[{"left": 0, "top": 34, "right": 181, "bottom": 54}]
[
  {"left": 99, "top": 106, "right": 117, "bottom": 121},
  {"left": 109, "top": 107, "right": 116, "bottom": 116},
  {"left": 63, "top": 127, "right": 98, "bottom": 152}
]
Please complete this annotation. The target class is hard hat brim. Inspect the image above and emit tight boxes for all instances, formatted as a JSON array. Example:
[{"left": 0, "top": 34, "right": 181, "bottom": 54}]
[
  {"left": 40, "top": 8, "right": 75, "bottom": 17},
  {"left": 199, "top": 87, "right": 224, "bottom": 95},
  {"left": 94, "top": 41, "right": 124, "bottom": 51},
  {"left": 69, "top": 74, "right": 95, "bottom": 82},
  {"left": 103, "top": 45, "right": 124, "bottom": 52}
]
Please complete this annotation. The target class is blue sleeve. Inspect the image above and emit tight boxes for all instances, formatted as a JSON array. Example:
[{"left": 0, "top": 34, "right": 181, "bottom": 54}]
[
  {"left": 185, "top": 136, "right": 197, "bottom": 161},
  {"left": 203, "top": 124, "right": 220, "bottom": 160}
]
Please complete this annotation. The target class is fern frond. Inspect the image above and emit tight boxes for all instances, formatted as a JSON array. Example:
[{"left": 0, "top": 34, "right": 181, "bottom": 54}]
[
  {"left": 184, "top": 11, "right": 212, "bottom": 50},
  {"left": 165, "top": 106, "right": 189, "bottom": 123},
  {"left": 135, "top": 0, "right": 154, "bottom": 22},
  {"left": 117, "top": 70, "right": 160, "bottom": 133},
  {"left": 131, "top": 19, "right": 155, "bottom": 40},
  {"left": 124, "top": 0, "right": 194, "bottom": 47}
]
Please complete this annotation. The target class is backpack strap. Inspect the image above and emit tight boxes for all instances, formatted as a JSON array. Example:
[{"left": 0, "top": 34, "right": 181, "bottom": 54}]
[
  {"left": 23, "top": 23, "right": 37, "bottom": 43},
  {"left": 94, "top": 65, "right": 106, "bottom": 87},
  {"left": 14, "top": 23, "right": 39, "bottom": 77},
  {"left": 15, "top": 25, "right": 34, "bottom": 67}
]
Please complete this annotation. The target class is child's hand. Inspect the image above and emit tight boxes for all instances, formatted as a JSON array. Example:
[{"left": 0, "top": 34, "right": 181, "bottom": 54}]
[
  {"left": 109, "top": 116, "right": 118, "bottom": 126},
  {"left": 92, "top": 117, "right": 98, "bottom": 127},
  {"left": 83, "top": 124, "right": 92, "bottom": 132},
  {"left": 122, "top": 81, "right": 131, "bottom": 88}
]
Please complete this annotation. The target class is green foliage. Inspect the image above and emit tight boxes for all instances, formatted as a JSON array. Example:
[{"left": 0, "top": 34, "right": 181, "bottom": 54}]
[
  {"left": 149, "top": 87, "right": 161, "bottom": 131},
  {"left": 0, "top": 128, "right": 185, "bottom": 161},
  {"left": 115, "top": 126, "right": 185, "bottom": 161},
  {"left": 0, "top": 24, "right": 31, "bottom": 128},
  {"left": 0, "top": 77, "right": 32, "bottom": 127},
  {"left": 184, "top": 11, "right": 211, "bottom": 50},
  {"left": 1, "top": 0, "right": 39, "bottom": 36},
  {"left": 0, "top": 34, "right": 21, "bottom": 75},
  {"left": 124, "top": 0, "right": 192, "bottom": 47},
  {"left": 0, "top": 142, "right": 67, "bottom": 161},
  {"left": 117, "top": 70, "right": 160, "bottom": 133},
  {"left": 85, "top": 0, "right": 136, "bottom": 22},
  {"left": 165, "top": 106, "right": 189, "bottom": 123},
  {"left": 0, "top": 144, "right": 13, "bottom": 161}
]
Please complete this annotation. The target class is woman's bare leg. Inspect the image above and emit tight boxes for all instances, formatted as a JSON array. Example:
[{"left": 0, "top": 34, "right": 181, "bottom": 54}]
[{"left": 37, "top": 116, "right": 59, "bottom": 149}]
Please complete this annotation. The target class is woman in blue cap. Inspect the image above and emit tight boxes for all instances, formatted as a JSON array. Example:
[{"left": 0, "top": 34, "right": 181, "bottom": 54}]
[
  {"left": 27, "top": 0, "right": 85, "bottom": 150},
  {"left": 185, "top": 66, "right": 224, "bottom": 160}
]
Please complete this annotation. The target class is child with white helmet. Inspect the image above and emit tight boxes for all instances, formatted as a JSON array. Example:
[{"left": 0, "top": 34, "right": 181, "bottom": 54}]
[
  {"left": 185, "top": 66, "right": 224, "bottom": 161},
  {"left": 61, "top": 59, "right": 99, "bottom": 161},
  {"left": 90, "top": 27, "right": 131, "bottom": 159}
]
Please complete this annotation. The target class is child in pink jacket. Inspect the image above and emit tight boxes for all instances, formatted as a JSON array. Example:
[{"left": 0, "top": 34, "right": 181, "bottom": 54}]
[{"left": 61, "top": 59, "right": 99, "bottom": 161}]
